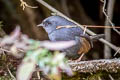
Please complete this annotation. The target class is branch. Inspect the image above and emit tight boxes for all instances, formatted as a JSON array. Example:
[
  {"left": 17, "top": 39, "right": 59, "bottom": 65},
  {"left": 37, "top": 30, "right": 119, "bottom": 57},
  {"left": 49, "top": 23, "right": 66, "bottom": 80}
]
[
  {"left": 36, "top": 0, "right": 120, "bottom": 54},
  {"left": 104, "top": 0, "right": 116, "bottom": 58},
  {"left": 82, "top": 25, "right": 120, "bottom": 28},
  {"left": 68, "top": 59, "right": 120, "bottom": 73}
]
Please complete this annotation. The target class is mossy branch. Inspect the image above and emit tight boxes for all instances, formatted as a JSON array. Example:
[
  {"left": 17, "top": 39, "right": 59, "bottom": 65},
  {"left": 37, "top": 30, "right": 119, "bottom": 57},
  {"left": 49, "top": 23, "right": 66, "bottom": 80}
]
[{"left": 69, "top": 59, "right": 120, "bottom": 73}]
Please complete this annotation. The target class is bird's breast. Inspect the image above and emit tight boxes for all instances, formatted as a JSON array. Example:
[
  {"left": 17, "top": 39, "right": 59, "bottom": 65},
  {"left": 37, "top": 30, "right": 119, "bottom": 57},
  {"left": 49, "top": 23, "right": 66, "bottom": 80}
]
[{"left": 48, "top": 28, "right": 76, "bottom": 41}]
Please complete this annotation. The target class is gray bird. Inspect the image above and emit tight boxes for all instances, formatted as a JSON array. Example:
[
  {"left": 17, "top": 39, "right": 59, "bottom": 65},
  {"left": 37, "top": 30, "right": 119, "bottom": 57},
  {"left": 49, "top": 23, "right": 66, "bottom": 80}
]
[{"left": 38, "top": 15, "right": 104, "bottom": 61}]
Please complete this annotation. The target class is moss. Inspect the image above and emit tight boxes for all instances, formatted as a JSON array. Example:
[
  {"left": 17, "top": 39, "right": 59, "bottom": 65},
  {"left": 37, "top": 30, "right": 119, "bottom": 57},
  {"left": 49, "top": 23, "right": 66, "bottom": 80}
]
[{"left": 0, "top": 76, "right": 13, "bottom": 80}]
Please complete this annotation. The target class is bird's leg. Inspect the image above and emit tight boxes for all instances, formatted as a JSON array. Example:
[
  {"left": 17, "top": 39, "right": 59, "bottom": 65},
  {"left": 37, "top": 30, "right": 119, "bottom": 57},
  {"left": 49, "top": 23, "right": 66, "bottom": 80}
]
[
  {"left": 67, "top": 53, "right": 85, "bottom": 62},
  {"left": 76, "top": 53, "right": 85, "bottom": 61}
]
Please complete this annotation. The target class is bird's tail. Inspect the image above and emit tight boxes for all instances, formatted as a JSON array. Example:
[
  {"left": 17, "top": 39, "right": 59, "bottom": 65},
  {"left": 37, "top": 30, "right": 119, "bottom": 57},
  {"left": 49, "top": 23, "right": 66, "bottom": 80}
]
[
  {"left": 90, "top": 34, "right": 104, "bottom": 41},
  {"left": 79, "top": 34, "right": 104, "bottom": 48}
]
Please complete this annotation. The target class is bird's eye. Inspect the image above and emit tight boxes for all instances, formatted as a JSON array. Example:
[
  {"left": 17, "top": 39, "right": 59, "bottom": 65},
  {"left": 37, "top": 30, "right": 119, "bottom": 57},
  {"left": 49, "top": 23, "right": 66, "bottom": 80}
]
[{"left": 44, "top": 21, "right": 51, "bottom": 26}]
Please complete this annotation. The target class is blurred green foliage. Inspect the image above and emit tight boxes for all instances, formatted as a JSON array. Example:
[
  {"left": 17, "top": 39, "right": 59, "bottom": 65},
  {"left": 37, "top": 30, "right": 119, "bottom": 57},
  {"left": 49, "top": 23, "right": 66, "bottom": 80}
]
[{"left": 0, "top": 27, "right": 72, "bottom": 80}]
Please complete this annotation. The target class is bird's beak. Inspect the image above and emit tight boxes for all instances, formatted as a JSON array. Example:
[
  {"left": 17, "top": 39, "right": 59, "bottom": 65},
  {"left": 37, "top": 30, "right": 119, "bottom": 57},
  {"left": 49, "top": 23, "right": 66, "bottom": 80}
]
[{"left": 37, "top": 23, "right": 44, "bottom": 27}]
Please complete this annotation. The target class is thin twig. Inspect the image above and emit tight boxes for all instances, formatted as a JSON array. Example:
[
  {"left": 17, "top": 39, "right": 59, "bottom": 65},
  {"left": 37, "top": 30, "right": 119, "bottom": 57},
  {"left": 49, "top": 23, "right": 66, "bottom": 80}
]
[
  {"left": 103, "top": 0, "right": 120, "bottom": 35},
  {"left": 57, "top": 25, "right": 120, "bottom": 29},
  {"left": 98, "top": 76, "right": 102, "bottom": 80},
  {"left": 20, "top": 0, "right": 38, "bottom": 10},
  {"left": 0, "top": 47, "right": 11, "bottom": 53},
  {"left": 36, "top": 0, "right": 120, "bottom": 54},
  {"left": 57, "top": 25, "right": 120, "bottom": 28},
  {"left": 109, "top": 74, "right": 114, "bottom": 80},
  {"left": 114, "top": 48, "right": 120, "bottom": 56},
  {"left": 83, "top": 26, "right": 87, "bottom": 34},
  {"left": 83, "top": 25, "right": 120, "bottom": 28},
  {"left": 37, "top": 71, "right": 41, "bottom": 79},
  {"left": 7, "top": 67, "right": 16, "bottom": 80}
]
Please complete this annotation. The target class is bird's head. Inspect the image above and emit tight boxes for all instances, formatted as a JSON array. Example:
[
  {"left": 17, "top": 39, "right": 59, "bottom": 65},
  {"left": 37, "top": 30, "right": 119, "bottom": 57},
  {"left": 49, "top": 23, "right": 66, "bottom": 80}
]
[{"left": 37, "top": 16, "right": 75, "bottom": 34}]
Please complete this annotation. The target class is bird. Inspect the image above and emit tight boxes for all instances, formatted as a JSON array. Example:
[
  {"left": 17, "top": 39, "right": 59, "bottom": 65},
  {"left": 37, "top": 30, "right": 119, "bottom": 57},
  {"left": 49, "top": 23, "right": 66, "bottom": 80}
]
[{"left": 37, "top": 15, "right": 104, "bottom": 61}]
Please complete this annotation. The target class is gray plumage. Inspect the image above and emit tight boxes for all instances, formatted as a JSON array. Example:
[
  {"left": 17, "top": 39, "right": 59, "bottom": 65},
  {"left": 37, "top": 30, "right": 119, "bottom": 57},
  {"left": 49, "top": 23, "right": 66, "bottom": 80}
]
[{"left": 38, "top": 16, "right": 94, "bottom": 59}]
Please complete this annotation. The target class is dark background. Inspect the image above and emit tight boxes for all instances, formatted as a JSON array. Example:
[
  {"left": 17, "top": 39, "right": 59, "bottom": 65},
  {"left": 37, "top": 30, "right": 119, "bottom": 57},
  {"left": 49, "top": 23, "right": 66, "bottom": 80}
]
[{"left": 0, "top": 0, "right": 120, "bottom": 59}]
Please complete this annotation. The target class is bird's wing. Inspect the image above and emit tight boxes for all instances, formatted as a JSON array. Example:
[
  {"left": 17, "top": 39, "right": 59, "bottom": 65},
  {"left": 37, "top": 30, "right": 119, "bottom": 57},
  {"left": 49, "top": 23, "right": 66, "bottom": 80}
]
[
  {"left": 56, "top": 25, "right": 84, "bottom": 36},
  {"left": 75, "top": 37, "right": 91, "bottom": 54}
]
